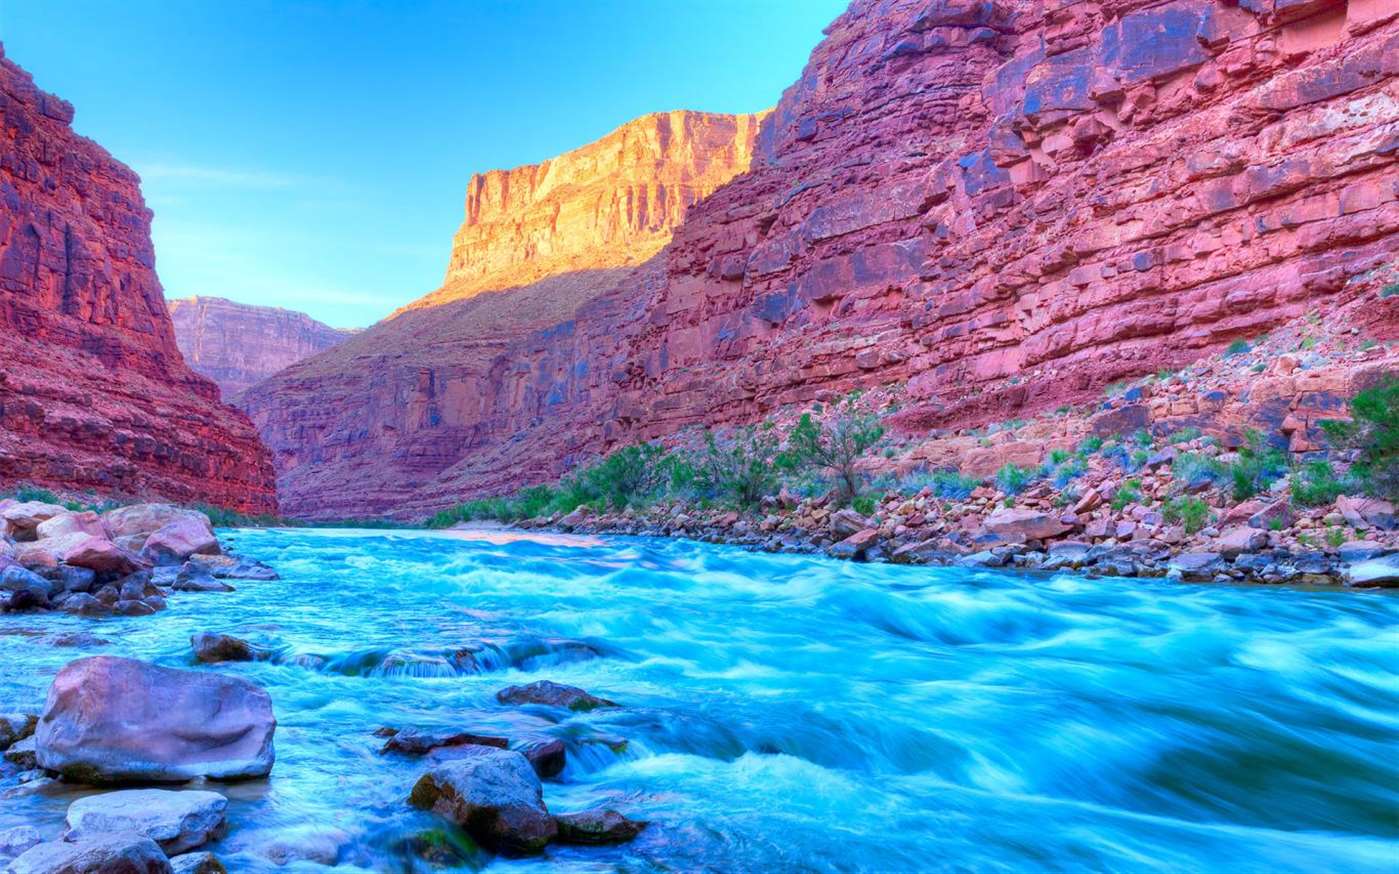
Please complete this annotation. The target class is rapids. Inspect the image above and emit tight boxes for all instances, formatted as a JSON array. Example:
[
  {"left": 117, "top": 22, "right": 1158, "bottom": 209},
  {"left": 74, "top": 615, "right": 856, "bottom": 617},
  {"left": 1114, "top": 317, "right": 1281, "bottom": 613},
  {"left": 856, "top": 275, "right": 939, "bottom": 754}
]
[{"left": 1, "top": 527, "right": 1397, "bottom": 872}]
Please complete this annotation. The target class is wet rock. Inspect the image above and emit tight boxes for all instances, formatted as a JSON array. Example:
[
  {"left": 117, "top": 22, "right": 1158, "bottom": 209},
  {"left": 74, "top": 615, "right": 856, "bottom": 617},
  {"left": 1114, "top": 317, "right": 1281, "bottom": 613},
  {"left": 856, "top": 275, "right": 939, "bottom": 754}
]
[
  {"left": 190, "top": 632, "right": 266, "bottom": 664},
  {"left": 496, "top": 680, "right": 616, "bottom": 712},
  {"left": 189, "top": 555, "right": 278, "bottom": 581},
  {"left": 59, "top": 593, "right": 108, "bottom": 616},
  {"left": 408, "top": 747, "right": 557, "bottom": 854},
  {"left": 0, "top": 826, "right": 43, "bottom": 861},
  {"left": 828, "top": 528, "right": 879, "bottom": 559},
  {"left": 553, "top": 809, "right": 647, "bottom": 845},
  {"left": 1168, "top": 552, "right": 1225, "bottom": 581},
  {"left": 381, "top": 728, "right": 508, "bottom": 756},
  {"left": 0, "top": 713, "right": 38, "bottom": 751},
  {"left": 4, "top": 735, "right": 37, "bottom": 769},
  {"left": 113, "top": 599, "right": 157, "bottom": 617},
  {"left": 1, "top": 565, "right": 53, "bottom": 609},
  {"left": 517, "top": 738, "right": 566, "bottom": 779},
  {"left": 50, "top": 565, "right": 96, "bottom": 595},
  {"left": 170, "top": 564, "right": 234, "bottom": 593},
  {"left": 65, "top": 789, "right": 227, "bottom": 854},
  {"left": 1338, "top": 541, "right": 1388, "bottom": 562},
  {"left": 5, "top": 832, "right": 171, "bottom": 874},
  {"left": 36, "top": 656, "right": 276, "bottom": 783},
  {"left": 49, "top": 534, "right": 145, "bottom": 576},
  {"left": 247, "top": 826, "right": 349, "bottom": 866},
  {"left": 957, "top": 550, "right": 1005, "bottom": 568},
  {"left": 168, "top": 852, "right": 226, "bottom": 874},
  {"left": 984, "top": 508, "right": 1070, "bottom": 542},
  {"left": 1346, "top": 554, "right": 1399, "bottom": 588}
]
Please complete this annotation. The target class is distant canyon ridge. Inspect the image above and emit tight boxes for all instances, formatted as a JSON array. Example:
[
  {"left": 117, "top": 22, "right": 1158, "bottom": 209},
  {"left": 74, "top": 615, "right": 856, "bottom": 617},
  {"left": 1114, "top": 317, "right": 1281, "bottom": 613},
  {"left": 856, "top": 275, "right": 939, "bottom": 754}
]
[
  {"left": 2, "top": 0, "right": 1397, "bottom": 519},
  {"left": 168, "top": 297, "right": 357, "bottom": 401}
]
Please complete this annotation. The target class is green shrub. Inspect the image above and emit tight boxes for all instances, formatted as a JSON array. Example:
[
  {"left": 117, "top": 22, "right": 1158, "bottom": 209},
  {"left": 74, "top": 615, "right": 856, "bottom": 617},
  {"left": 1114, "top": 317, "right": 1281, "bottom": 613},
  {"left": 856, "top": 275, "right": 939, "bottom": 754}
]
[
  {"left": 1326, "top": 527, "right": 1347, "bottom": 548},
  {"left": 695, "top": 425, "right": 782, "bottom": 508},
  {"left": 582, "top": 443, "right": 670, "bottom": 509},
  {"left": 1291, "top": 460, "right": 1347, "bottom": 507},
  {"left": 994, "top": 463, "right": 1036, "bottom": 495},
  {"left": 851, "top": 494, "right": 876, "bottom": 516},
  {"left": 1163, "top": 496, "right": 1211, "bottom": 534},
  {"left": 1167, "top": 426, "right": 1202, "bottom": 444},
  {"left": 1077, "top": 436, "right": 1104, "bottom": 457},
  {"left": 1172, "top": 452, "right": 1229, "bottom": 489},
  {"left": 1380, "top": 282, "right": 1399, "bottom": 299},
  {"left": 1047, "top": 448, "right": 1071, "bottom": 465},
  {"left": 930, "top": 469, "right": 981, "bottom": 499},
  {"left": 1224, "top": 339, "right": 1251, "bottom": 357},
  {"left": 1321, "top": 377, "right": 1399, "bottom": 500},
  {"left": 1229, "top": 430, "right": 1289, "bottom": 501},
  {"left": 1111, "top": 478, "right": 1143, "bottom": 511},
  {"left": 1133, "top": 429, "right": 1154, "bottom": 448},
  {"left": 12, "top": 484, "right": 59, "bottom": 504},
  {"left": 1050, "top": 456, "right": 1086, "bottom": 488},
  {"left": 782, "top": 402, "right": 885, "bottom": 503}
]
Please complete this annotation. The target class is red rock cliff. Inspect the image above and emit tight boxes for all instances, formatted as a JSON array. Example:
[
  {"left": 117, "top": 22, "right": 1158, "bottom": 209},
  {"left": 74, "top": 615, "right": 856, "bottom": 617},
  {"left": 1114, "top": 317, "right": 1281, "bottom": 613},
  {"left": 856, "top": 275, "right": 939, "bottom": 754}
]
[
  {"left": 252, "top": 0, "right": 1398, "bottom": 519},
  {"left": 168, "top": 296, "right": 357, "bottom": 400},
  {"left": 0, "top": 46, "right": 278, "bottom": 513}
]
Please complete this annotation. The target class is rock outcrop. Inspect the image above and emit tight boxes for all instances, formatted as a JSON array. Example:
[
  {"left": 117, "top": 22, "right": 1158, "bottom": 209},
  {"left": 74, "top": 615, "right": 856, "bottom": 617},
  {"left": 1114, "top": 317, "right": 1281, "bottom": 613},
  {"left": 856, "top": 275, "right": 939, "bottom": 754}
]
[
  {"left": 244, "top": 111, "right": 764, "bottom": 516},
  {"left": 168, "top": 296, "right": 357, "bottom": 401},
  {"left": 252, "top": 0, "right": 1398, "bottom": 519},
  {"left": 0, "top": 45, "right": 277, "bottom": 514}
]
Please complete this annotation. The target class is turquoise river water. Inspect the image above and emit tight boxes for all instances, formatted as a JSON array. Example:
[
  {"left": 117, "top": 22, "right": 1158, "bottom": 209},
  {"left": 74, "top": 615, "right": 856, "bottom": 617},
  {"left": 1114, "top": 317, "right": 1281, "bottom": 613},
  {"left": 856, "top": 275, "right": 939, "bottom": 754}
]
[{"left": 1, "top": 528, "right": 1397, "bottom": 872}]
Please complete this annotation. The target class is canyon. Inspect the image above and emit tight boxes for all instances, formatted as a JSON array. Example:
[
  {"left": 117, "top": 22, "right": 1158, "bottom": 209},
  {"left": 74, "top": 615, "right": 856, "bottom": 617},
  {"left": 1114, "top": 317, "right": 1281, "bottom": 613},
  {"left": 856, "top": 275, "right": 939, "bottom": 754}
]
[
  {"left": 168, "top": 296, "right": 356, "bottom": 401},
  {"left": 247, "top": 0, "right": 1399, "bottom": 521},
  {"left": 0, "top": 44, "right": 278, "bottom": 514}
]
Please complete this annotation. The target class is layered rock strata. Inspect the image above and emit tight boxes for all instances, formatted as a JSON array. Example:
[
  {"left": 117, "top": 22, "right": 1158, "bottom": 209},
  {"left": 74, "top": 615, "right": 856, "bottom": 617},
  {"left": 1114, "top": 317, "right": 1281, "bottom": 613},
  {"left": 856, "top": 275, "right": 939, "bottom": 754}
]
[
  {"left": 168, "top": 296, "right": 357, "bottom": 400},
  {"left": 0, "top": 45, "right": 277, "bottom": 513},
  {"left": 253, "top": 0, "right": 1399, "bottom": 519}
]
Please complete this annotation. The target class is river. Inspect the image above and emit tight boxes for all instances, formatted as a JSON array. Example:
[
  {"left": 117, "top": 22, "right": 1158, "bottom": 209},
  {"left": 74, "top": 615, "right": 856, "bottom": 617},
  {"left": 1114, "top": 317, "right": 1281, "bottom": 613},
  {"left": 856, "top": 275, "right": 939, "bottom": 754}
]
[{"left": 2, "top": 528, "right": 1397, "bottom": 872}]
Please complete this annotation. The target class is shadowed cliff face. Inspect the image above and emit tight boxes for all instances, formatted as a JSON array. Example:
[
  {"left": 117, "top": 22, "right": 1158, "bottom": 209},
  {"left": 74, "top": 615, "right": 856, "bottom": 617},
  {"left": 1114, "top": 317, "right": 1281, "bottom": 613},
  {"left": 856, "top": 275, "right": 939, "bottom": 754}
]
[
  {"left": 252, "top": 0, "right": 1399, "bottom": 520},
  {"left": 168, "top": 296, "right": 357, "bottom": 401},
  {"left": 0, "top": 45, "right": 278, "bottom": 513}
]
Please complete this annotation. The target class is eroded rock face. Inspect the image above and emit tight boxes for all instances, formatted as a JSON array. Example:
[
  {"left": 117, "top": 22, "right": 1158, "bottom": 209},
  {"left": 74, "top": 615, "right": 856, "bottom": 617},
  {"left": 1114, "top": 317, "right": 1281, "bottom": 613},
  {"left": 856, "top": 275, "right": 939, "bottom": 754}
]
[
  {"left": 168, "top": 296, "right": 357, "bottom": 401},
  {"left": 35, "top": 656, "right": 276, "bottom": 783},
  {"left": 0, "top": 46, "right": 277, "bottom": 515},
  {"left": 247, "top": 0, "right": 1398, "bottom": 520}
]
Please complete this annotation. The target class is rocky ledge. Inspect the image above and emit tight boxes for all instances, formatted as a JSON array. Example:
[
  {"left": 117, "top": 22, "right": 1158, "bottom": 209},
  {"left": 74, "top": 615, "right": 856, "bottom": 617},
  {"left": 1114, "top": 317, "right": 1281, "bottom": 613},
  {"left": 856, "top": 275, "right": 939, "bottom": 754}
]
[{"left": 0, "top": 500, "right": 277, "bottom": 616}]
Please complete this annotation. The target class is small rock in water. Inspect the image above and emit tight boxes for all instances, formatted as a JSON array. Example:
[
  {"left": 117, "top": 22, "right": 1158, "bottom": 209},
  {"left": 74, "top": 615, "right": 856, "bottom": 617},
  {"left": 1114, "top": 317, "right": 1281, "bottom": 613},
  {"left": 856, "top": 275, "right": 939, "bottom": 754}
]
[
  {"left": 36, "top": 656, "right": 276, "bottom": 783},
  {"left": 408, "top": 747, "right": 557, "bottom": 854},
  {"left": 0, "top": 825, "right": 43, "bottom": 861},
  {"left": 6, "top": 832, "right": 171, "bottom": 874},
  {"left": 553, "top": 808, "right": 647, "bottom": 844},
  {"left": 65, "top": 789, "right": 227, "bottom": 854},
  {"left": 496, "top": 680, "right": 616, "bottom": 712},
  {"left": 190, "top": 632, "right": 265, "bottom": 664},
  {"left": 1346, "top": 554, "right": 1399, "bottom": 587},
  {"left": 4, "top": 735, "right": 37, "bottom": 769},
  {"left": 381, "top": 727, "right": 508, "bottom": 756},
  {"left": 0, "top": 713, "right": 37, "bottom": 751},
  {"left": 170, "top": 564, "right": 235, "bottom": 593},
  {"left": 517, "top": 738, "right": 566, "bottom": 779},
  {"left": 248, "top": 825, "right": 349, "bottom": 866},
  {"left": 168, "top": 851, "right": 226, "bottom": 874}
]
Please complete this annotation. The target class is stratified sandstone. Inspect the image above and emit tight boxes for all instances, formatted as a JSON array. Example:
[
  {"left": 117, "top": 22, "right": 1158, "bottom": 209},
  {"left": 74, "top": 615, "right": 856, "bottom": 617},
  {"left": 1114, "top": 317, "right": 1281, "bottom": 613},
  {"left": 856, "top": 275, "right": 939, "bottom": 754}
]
[
  {"left": 168, "top": 296, "right": 356, "bottom": 400},
  {"left": 253, "top": 0, "right": 1398, "bottom": 520},
  {"left": 0, "top": 45, "right": 277, "bottom": 514}
]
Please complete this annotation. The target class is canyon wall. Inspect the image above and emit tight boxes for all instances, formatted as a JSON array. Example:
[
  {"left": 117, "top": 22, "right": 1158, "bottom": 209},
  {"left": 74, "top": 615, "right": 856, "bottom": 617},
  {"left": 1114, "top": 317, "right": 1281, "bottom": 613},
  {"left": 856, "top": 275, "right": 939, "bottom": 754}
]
[
  {"left": 252, "top": 0, "right": 1399, "bottom": 520},
  {"left": 0, "top": 45, "right": 278, "bottom": 513},
  {"left": 168, "top": 296, "right": 357, "bottom": 400},
  {"left": 244, "top": 110, "right": 765, "bottom": 515}
]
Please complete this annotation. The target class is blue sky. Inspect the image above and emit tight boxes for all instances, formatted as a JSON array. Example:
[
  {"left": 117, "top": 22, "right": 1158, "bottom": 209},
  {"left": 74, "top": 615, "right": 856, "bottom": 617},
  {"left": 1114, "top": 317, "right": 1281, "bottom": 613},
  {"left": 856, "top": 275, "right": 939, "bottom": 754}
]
[{"left": 1, "top": 0, "right": 845, "bottom": 327}]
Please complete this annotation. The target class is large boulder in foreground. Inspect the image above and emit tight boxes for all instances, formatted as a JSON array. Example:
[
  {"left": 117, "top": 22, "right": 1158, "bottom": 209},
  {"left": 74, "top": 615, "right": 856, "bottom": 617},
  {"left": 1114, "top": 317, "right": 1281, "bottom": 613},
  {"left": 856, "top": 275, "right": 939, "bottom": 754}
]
[
  {"left": 101, "top": 505, "right": 217, "bottom": 557},
  {"left": 65, "top": 789, "right": 228, "bottom": 854},
  {"left": 408, "top": 747, "right": 556, "bottom": 854},
  {"left": 36, "top": 656, "right": 276, "bottom": 784},
  {"left": 6, "top": 832, "right": 171, "bottom": 874}
]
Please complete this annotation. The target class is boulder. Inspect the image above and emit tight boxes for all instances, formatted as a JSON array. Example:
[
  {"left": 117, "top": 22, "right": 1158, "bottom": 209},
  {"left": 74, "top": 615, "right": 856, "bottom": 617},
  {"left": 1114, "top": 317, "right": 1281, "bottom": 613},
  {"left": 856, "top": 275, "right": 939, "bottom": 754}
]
[
  {"left": 984, "top": 508, "right": 1070, "bottom": 542},
  {"left": 171, "top": 564, "right": 234, "bottom": 593},
  {"left": 496, "top": 680, "right": 616, "bottom": 712},
  {"left": 6, "top": 832, "right": 171, "bottom": 874},
  {"left": 1338, "top": 541, "right": 1388, "bottom": 562},
  {"left": 35, "top": 511, "right": 105, "bottom": 541},
  {"left": 46, "top": 534, "right": 143, "bottom": 575},
  {"left": 168, "top": 853, "right": 226, "bottom": 874},
  {"left": 0, "top": 712, "right": 38, "bottom": 750},
  {"left": 1337, "top": 494, "right": 1396, "bottom": 530},
  {"left": 102, "top": 504, "right": 213, "bottom": 549},
  {"left": 1, "top": 502, "right": 67, "bottom": 540},
  {"left": 1346, "top": 554, "right": 1399, "bottom": 588},
  {"left": 408, "top": 748, "right": 557, "bottom": 854},
  {"left": 1217, "top": 526, "right": 1267, "bottom": 558},
  {"left": 187, "top": 555, "right": 278, "bottom": 581},
  {"left": 65, "top": 789, "right": 227, "bottom": 854},
  {"left": 1167, "top": 552, "right": 1225, "bottom": 581},
  {"left": 246, "top": 826, "right": 349, "bottom": 867},
  {"left": 381, "top": 727, "right": 508, "bottom": 756},
  {"left": 13, "top": 542, "right": 59, "bottom": 571},
  {"left": 828, "top": 508, "right": 871, "bottom": 539},
  {"left": 517, "top": 738, "right": 566, "bottom": 779},
  {"left": 553, "top": 809, "right": 647, "bottom": 845},
  {"left": 4, "top": 735, "right": 38, "bottom": 769},
  {"left": 0, "top": 826, "right": 43, "bottom": 861},
  {"left": 35, "top": 656, "right": 276, "bottom": 783},
  {"left": 828, "top": 528, "right": 879, "bottom": 559},
  {"left": 190, "top": 633, "right": 266, "bottom": 664},
  {"left": 141, "top": 518, "right": 220, "bottom": 567},
  {"left": 2, "top": 565, "right": 53, "bottom": 609},
  {"left": 1246, "top": 498, "right": 1294, "bottom": 531}
]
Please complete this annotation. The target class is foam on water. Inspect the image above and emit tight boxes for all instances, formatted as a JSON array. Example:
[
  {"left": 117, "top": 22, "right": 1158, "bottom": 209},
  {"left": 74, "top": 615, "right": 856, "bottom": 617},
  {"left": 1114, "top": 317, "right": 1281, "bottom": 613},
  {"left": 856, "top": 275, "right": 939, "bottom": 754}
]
[{"left": 1, "top": 528, "right": 1396, "bottom": 872}]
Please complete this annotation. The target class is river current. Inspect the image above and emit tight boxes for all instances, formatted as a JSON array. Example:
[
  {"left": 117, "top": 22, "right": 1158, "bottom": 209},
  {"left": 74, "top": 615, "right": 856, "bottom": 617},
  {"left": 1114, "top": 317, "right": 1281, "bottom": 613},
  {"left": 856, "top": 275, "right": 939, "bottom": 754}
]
[{"left": 2, "top": 528, "right": 1397, "bottom": 872}]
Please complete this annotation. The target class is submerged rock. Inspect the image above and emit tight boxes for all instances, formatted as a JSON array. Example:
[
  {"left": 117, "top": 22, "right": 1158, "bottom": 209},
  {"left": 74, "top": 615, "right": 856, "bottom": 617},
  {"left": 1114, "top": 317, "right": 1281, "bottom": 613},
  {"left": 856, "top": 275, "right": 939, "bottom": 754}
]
[
  {"left": 408, "top": 747, "right": 557, "bottom": 854},
  {"left": 170, "top": 564, "right": 235, "bottom": 593},
  {"left": 65, "top": 789, "right": 227, "bottom": 854},
  {"left": 517, "top": 738, "right": 566, "bottom": 779},
  {"left": 190, "top": 632, "right": 267, "bottom": 664},
  {"left": 246, "top": 826, "right": 350, "bottom": 866},
  {"left": 380, "top": 728, "right": 508, "bottom": 756},
  {"left": 496, "top": 680, "right": 616, "bottom": 712},
  {"left": 0, "top": 826, "right": 43, "bottom": 861},
  {"left": 553, "top": 809, "right": 647, "bottom": 844},
  {"left": 0, "top": 713, "right": 37, "bottom": 751},
  {"left": 35, "top": 656, "right": 276, "bottom": 784},
  {"left": 6, "top": 832, "right": 171, "bottom": 874}
]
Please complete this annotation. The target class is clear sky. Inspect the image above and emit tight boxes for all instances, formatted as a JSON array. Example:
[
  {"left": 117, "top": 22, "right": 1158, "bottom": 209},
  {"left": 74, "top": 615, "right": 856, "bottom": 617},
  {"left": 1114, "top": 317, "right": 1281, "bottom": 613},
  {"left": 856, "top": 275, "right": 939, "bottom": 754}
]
[{"left": 0, "top": 0, "right": 845, "bottom": 328}]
